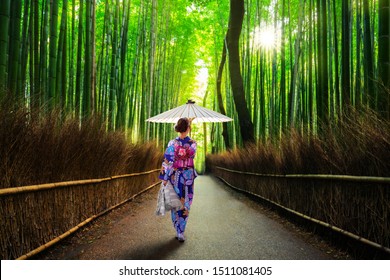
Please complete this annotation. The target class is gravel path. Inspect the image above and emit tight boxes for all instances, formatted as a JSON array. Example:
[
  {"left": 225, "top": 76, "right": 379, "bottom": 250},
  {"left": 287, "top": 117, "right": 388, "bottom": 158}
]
[{"left": 34, "top": 175, "right": 351, "bottom": 260}]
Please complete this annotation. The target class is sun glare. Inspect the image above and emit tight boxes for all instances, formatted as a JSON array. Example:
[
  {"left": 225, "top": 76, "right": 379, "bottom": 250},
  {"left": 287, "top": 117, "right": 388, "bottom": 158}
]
[
  {"left": 252, "top": 25, "right": 278, "bottom": 50},
  {"left": 195, "top": 60, "right": 209, "bottom": 96}
]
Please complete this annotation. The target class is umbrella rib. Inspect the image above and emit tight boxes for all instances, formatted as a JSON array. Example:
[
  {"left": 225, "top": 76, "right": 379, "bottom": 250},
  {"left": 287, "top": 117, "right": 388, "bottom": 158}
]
[
  {"left": 146, "top": 102, "right": 233, "bottom": 123},
  {"left": 190, "top": 105, "right": 197, "bottom": 119},
  {"left": 165, "top": 104, "right": 187, "bottom": 121},
  {"left": 176, "top": 104, "right": 187, "bottom": 119},
  {"left": 196, "top": 106, "right": 210, "bottom": 121},
  {"left": 198, "top": 105, "right": 220, "bottom": 121}
]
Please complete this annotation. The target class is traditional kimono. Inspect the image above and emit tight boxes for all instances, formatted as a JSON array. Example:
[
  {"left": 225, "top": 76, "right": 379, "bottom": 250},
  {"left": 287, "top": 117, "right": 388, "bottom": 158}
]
[{"left": 159, "top": 136, "right": 197, "bottom": 240}]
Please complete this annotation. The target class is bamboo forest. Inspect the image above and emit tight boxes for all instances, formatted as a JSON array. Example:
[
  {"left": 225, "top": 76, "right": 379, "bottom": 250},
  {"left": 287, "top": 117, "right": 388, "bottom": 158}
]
[
  {"left": 1, "top": 0, "right": 390, "bottom": 262},
  {"left": 0, "top": 0, "right": 389, "bottom": 175}
]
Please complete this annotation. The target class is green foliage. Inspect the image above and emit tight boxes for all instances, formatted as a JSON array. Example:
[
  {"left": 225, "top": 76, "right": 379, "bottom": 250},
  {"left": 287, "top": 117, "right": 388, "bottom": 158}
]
[{"left": 0, "top": 0, "right": 388, "bottom": 164}]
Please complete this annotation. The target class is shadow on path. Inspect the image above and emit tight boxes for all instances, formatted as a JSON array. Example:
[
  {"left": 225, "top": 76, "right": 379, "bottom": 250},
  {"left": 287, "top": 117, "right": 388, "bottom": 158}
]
[{"left": 120, "top": 238, "right": 182, "bottom": 260}]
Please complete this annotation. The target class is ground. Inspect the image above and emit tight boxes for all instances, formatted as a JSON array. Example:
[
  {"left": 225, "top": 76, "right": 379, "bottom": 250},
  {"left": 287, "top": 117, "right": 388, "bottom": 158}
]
[{"left": 33, "top": 176, "right": 353, "bottom": 260}]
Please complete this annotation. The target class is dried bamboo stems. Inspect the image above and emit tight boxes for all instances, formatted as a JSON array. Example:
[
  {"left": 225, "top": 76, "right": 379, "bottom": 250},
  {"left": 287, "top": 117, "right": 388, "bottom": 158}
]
[
  {"left": 0, "top": 169, "right": 160, "bottom": 259},
  {"left": 217, "top": 175, "right": 390, "bottom": 255},
  {"left": 16, "top": 181, "right": 161, "bottom": 260},
  {"left": 212, "top": 165, "right": 390, "bottom": 256}
]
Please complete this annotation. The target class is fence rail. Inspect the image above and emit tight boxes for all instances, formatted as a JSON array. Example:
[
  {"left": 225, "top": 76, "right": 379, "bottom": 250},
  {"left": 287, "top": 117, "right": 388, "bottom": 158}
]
[
  {"left": 211, "top": 165, "right": 390, "bottom": 257},
  {"left": 0, "top": 169, "right": 160, "bottom": 260},
  {"left": 215, "top": 166, "right": 390, "bottom": 184},
  {"left": 0, "top": 169, "right": 160, "bottom": 196}
]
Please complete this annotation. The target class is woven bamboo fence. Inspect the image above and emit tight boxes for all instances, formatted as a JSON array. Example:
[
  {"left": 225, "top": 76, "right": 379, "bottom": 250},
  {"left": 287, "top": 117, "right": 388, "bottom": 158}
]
[
  {"left": 0, "top": 169, "right": 160, "bottom": 260},
  {"left": 210, "top": 165, "right": 390, "bottom": 255}
]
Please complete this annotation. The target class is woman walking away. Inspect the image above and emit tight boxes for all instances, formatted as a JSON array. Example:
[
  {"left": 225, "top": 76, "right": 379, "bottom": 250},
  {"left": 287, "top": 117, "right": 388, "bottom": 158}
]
[{"left": 159, "top": 117, "right": 197, "bottom": 242}]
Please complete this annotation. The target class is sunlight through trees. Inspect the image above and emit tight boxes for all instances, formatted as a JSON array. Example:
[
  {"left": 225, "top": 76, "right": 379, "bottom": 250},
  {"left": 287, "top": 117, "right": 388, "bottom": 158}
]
[{"left": 0, "top": 0, "right": 388, "bottom": 158}]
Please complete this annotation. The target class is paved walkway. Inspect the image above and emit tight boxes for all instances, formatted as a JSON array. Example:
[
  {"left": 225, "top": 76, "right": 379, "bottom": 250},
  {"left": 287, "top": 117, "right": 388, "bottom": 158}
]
[{"left": 35, "top": 176, "right": 346, "bottom": 260}]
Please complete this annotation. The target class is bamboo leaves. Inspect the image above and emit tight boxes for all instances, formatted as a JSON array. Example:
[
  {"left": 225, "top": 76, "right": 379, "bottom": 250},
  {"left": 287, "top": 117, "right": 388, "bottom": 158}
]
[{"left": 0, "top": 0, "right": 387, "bottom": 148}]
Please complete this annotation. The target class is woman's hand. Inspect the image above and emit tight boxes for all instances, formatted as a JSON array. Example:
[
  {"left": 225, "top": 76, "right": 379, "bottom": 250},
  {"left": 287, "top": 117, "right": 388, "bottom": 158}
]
[{"left": 163, "top": 180, "right": 168, "bottom": 186}]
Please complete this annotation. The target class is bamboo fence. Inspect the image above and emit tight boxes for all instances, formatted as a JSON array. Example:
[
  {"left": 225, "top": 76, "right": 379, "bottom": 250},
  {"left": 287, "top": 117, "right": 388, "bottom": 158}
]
[
  {"left": 0, "top": 169, "right": 160, "bottom": 260},
  {"left": 210, "top": 166, "right": 390, "bottom": 255}
]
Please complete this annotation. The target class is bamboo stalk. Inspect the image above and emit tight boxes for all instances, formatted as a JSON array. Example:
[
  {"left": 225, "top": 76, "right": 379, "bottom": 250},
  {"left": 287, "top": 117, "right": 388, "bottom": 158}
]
[
  {"left": 215, "top": 166, "right": 390, "bottom": 184},
  {"left": 16, "top": 181, "right": 161, "bottom": 260},
  {"left": 0, "top": 169, "right": 160, "bottom": 196},
  {"left": 216, "top": 175, "right": 390, "bottom": 256}
]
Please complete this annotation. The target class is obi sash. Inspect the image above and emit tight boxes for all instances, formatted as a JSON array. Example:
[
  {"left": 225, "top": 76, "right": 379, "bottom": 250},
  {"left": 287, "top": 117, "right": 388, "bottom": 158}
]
[{"left": 173, "top": 158, "right": 194, "bottom": 169}]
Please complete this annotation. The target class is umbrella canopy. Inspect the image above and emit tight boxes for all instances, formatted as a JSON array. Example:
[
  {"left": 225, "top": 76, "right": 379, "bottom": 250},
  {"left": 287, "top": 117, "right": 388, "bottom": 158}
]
[{"left": 146, "top": 100, "right": 233, "bottom": 123}]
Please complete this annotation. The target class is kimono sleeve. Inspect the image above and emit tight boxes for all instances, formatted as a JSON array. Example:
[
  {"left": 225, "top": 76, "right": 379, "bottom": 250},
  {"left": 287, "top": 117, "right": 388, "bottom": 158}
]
[
  {"left": 188, "top": 140, "right": 197, "bottom": 158},
  {"left": 158, "top": 140, "right": 175, "bottom": 180}
]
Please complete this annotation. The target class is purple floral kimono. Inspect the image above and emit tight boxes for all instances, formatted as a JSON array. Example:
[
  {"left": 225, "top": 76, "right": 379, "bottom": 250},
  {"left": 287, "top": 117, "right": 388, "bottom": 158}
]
[{"left": 159, "top": 136, "right": 197, "bottom": 240}]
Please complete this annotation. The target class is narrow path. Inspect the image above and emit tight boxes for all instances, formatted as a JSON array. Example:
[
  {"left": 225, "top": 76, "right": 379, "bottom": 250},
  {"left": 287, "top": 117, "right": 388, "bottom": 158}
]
[{"left": 35, "top": 176, "right": 349, "bottom": 260}]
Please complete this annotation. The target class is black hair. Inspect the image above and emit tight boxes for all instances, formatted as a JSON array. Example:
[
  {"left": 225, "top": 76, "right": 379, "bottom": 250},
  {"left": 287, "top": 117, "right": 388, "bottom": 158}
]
[{"left": 175, "top": 118, "right": 190, "bottom": 133}]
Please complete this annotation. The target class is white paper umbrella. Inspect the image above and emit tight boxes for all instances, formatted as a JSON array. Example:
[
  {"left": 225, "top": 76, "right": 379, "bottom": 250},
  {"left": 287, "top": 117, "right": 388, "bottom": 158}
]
[{"left": 146, "top": 100, "right": 233, "bottom": 123}]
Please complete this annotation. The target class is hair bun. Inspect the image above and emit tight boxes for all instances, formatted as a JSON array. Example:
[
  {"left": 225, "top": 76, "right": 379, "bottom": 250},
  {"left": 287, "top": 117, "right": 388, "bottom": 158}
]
[{"left": 175, "top": 118, "right": 190, "bottom": 133}]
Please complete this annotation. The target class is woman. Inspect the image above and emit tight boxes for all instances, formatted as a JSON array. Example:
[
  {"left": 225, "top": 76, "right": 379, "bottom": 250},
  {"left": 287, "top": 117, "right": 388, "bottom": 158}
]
[{"left": 159, "top": 117, "right": 197, "bottom": 242}]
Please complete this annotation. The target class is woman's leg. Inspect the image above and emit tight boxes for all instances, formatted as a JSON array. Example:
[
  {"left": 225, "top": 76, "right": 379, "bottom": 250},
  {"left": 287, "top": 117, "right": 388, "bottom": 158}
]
[
  {"left": 171, "top": 171, "right": 194, "bottom": 241},
  {"left": 171, "top": 209, "right": 189, "bottom": 241}
]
